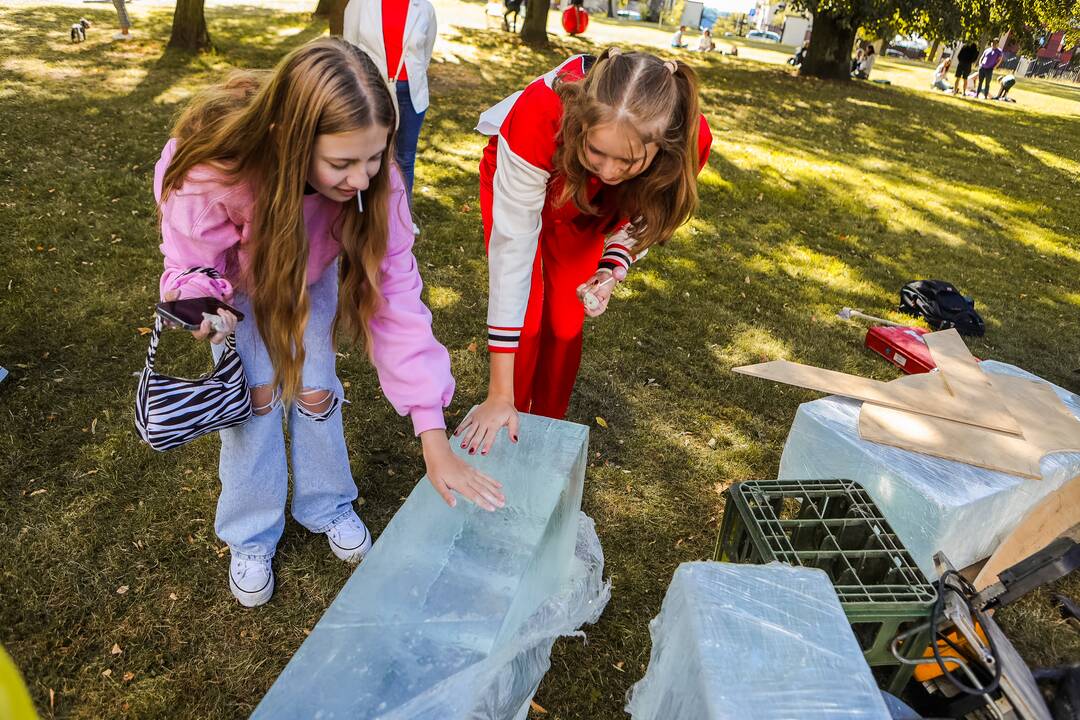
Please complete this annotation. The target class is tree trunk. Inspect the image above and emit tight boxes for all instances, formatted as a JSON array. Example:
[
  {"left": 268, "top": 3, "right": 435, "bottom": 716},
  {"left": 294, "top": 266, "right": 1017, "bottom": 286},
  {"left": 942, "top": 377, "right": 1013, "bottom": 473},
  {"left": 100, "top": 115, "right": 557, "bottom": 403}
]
[
  {"left": 168, "top": 0, "right": 211, "bottom": 51},
  {"left": 313, "top": 0, "right": 335, "bottom": 17},
  {"left": 645, "top": 0, "right": 664, "bottom": 23},
  {"left": 520, "top": 0, "right": 549, "bottom": 46},
  {"left": 799, "top": 9, "right": 857, "bottom": 80},
  {"left": 928, "top": 39, "right": 940, "bottom": 62},
  {"left": 329, "top": 0, "right": 348, "bottom": 35},
  {"left": 607, "top": 0, "right": 615, "bottom": 19}
]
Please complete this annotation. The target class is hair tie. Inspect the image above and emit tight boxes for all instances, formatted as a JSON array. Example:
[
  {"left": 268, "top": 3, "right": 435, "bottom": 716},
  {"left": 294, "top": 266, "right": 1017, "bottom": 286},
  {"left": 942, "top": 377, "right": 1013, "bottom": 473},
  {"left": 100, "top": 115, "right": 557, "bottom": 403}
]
[{"left": 664, "top": 60, "right": 678, "bottom": 74}]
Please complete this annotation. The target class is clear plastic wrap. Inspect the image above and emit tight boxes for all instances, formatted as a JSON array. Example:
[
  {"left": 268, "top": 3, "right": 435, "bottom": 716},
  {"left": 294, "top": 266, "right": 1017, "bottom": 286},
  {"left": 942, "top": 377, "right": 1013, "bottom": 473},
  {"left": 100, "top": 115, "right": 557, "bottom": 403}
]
[
  {"left": 250, "top": 414, "right": 610, "bottom": 720},
  {"left": 626, "top": 562, "right": 890, "bottom": 720},
  {"left": 778, "top": 361, "right": 1080, "bottom": 576}
]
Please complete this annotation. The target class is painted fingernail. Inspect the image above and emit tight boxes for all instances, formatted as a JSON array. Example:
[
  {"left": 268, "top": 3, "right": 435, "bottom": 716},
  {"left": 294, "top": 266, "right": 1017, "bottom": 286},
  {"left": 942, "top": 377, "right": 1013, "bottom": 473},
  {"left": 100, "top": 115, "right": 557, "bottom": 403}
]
[{"left": 469, "top": 449, "right": 475, "bottom": 455}]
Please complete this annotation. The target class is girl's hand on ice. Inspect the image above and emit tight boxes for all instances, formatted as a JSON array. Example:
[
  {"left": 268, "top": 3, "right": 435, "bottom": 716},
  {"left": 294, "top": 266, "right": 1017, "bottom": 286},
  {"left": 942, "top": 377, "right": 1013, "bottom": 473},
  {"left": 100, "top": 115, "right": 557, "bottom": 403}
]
[
  {"left": 421, "top": 431, "right": 505, "bottom": 511},
  {"left": 454, "top": 396, "right": 520, "bottom": 456}
]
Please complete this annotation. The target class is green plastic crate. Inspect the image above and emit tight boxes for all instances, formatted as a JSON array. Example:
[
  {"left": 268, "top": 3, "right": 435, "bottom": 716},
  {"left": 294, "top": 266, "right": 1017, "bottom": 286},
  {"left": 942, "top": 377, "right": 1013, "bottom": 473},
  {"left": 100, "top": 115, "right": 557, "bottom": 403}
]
[{"left": 713, "top": 478, "right": 937, "bottom": 693}]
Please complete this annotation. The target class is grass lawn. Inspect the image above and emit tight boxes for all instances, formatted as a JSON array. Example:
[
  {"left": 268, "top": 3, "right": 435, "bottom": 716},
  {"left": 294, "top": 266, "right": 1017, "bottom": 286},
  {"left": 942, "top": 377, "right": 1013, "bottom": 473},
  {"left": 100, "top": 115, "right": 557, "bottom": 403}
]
[{"left": 2, "top": 2, "right": 1079, "bottom": 718}]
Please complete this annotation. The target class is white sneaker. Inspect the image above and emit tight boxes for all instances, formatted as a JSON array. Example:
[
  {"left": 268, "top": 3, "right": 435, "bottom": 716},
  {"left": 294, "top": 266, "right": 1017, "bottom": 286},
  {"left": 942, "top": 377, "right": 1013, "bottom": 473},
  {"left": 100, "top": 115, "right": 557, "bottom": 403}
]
[
  {"left": 113, "top": 32, "right": 132, "bottom": 41},
  {"left": 229, "top": 554, "right": 274, "bottom": 607},
  {"left": 326, "top": 513, "right": 372, "bottom": 563}
]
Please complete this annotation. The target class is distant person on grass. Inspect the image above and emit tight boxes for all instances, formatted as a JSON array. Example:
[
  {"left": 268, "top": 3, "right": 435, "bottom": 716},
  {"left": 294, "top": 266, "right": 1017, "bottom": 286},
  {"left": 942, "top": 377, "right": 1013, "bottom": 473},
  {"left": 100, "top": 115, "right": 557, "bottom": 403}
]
[
  {"left": 153, "top": 39, "right": 503, "bottom": 607},
  {"left": 671, "top": 26, "right": 688, "bottom": 48},
  {"left": 457, "top": 50, "right": 712, "bottom": 452},
  {"left": 112, "top": 0, "right": 131, "bottom": 40},
  {"left": 976, "top": 42, "right": 1004, "bottom": 99},
  {"left": 852, "top": 43, "right": 875, "bottom": 80},
  {"left": 953, "top": 41, "right": 979, "bottom": 95},
  {"left": 788, "top": 41, "right": 808, "bottom": 66},
  {"left": 851, "top": 43, "right": 864, "bottom": 74},
  {"left": 697, "top": 28, "right": 714, "bottom": 52},
  {"left": 932, "top": 57, "right": 952, "bottom": 91},
  {"left": 994, "top": 73, "right": 1016, "bottom": 101}
]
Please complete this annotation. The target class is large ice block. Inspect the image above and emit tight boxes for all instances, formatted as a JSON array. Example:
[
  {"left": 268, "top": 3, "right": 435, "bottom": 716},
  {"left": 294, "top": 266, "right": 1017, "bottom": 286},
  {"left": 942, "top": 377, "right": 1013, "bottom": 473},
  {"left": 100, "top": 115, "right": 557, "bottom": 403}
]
[
  {"left": 626, "top": 562, "right": 891, "bottom": 720},
  {"left": 778, "top": 361, "right": 1080, "bottom": 576},
  {"left": 251, "top": 413, "right": 610, "bottom": 720}
]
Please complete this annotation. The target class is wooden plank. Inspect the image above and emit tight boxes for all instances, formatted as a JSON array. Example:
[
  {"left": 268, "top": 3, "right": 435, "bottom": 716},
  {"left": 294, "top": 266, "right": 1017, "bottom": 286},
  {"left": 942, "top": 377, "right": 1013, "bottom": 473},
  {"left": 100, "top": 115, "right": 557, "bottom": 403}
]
[
  {"left": 972, "top": 475, "right": 1080, "bottom": 590},
  {"left": 921, "top": 329, "right": 995, "bottom": 397},
  {"left": 732, "top": 360, "right": 1022, "bottom": 434},
  {"left": 859, "top": 404, "right": 1043, "bottom": 479},
  {"left": 858, "top": 373, "right": 1080, "bottom": 480}
]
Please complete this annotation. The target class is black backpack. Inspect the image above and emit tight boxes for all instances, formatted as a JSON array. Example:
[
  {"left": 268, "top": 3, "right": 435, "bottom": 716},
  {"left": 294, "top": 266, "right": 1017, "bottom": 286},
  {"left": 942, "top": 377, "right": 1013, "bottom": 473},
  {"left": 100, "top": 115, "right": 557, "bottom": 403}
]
[{"left": 899, "top": 280, "right": 985, "bottom": 336}]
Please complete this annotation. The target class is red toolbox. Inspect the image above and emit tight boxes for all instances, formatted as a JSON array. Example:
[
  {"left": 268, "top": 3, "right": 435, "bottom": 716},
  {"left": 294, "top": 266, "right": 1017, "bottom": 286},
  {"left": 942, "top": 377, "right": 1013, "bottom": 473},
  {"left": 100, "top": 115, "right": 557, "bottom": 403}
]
[{"left": 865, "top": 326, "right": 935, "bottom": 374}]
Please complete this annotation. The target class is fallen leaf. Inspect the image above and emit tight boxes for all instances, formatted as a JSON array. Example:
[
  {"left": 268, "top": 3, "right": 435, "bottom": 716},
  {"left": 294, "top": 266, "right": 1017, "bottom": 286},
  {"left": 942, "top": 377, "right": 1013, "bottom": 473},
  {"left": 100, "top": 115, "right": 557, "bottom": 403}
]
[
  {"left": 467, "top": 342, "right": 478, "bottom": 353},
  {"left": 460, "top": 203, "right": 471, "bottom": 213},
  {"left": 613, "top": 660, "right": 625, "bottom": 672},
  {"left": 137, "top": 327, "right": 152, "bottom": 336},
  {"left": 116, "top": 585, "right": 129, "bottom": 595},
  {"left": 49, "top": 688, "right": 55, "bottom": 710},
  {"left": 101, "top": 669, "right": 112, "bottom": 678},
  {"left": 530, "top": 700, "right": 548, "bottom": 714},
  {"left": 707, "top": 437, "right": 717, "bottom": 448},
  {"left": 122, "top": 672, "right": 135, "bottom": 682},
  {"left": 91, "top": 418, "right": 98, "bottom": 435},
  {"left": 111, "top": 643, "right": 122, "bottom": 655},
  {"left": 744, "top": 275, "right": 751, "bottom": 284},
  {"left": 168, "top": 593, "right": 178, "bottom": 601},
  {"left": 29, "top": 489, "right": 47, "bottom": 497},
  {"left": 595, "top": 416, "right": 608, "bottom": 428}
]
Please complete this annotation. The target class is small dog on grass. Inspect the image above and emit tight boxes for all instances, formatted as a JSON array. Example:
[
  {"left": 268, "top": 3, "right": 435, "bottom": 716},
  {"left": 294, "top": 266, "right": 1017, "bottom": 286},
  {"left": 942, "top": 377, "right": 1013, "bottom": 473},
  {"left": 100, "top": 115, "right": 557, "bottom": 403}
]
[{"left": 70, "top": 18, "right": 91, "bottom": 43}]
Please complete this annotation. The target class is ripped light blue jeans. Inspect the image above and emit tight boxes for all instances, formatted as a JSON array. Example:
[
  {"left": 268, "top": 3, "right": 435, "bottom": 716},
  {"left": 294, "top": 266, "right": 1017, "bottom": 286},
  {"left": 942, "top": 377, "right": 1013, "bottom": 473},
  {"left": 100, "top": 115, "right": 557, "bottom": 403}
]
[{"left": 211, "top": 266, "right": 357, "bottom": 560}]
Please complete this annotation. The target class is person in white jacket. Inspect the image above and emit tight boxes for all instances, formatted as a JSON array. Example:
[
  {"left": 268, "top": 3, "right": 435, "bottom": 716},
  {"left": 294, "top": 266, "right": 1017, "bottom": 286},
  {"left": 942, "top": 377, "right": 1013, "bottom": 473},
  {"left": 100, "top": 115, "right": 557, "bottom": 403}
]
[{"left": 344, "top": 0, "right": 437, "bottom": 220}]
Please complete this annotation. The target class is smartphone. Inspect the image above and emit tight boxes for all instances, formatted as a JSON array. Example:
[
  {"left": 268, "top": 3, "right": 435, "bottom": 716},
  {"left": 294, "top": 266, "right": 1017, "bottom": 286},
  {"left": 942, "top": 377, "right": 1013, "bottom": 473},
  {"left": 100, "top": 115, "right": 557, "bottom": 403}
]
[{"left": 156, "top": 297, "right": 244, "bottom": 331}]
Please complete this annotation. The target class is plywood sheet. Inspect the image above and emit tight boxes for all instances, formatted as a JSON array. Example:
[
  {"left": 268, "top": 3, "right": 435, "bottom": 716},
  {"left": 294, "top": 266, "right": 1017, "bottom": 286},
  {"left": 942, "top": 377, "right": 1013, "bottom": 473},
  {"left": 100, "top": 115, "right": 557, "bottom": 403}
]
[
  {"left": 972, "top": 475, "right": 1080, "bottom": 590},
  {"left": 858, "top": 373, "right": 1080, "bottom": 480},
  {"left": 733, "top": 359, "right": 1021, "bottom": 434},
  {"left": 921, "top": 329, "right": 995, "bottom": 397}
]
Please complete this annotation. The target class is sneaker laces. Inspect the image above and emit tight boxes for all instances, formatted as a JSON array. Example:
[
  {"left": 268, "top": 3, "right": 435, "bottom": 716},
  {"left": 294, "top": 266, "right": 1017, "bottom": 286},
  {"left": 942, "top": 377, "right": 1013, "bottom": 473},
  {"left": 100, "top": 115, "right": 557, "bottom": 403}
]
[{"left": 233, "top": 556, "right": 269, "bottom": 582}]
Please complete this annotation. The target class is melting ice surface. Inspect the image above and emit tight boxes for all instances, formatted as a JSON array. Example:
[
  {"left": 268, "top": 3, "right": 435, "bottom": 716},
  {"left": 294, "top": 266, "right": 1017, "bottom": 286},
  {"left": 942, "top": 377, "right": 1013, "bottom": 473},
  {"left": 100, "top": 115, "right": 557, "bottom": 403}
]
[
  {"left": 250, "top": 413, "right": 588, "bottom": 720},
  {"left": 626, "top": 562, "right": 890, "bottom": 720}
]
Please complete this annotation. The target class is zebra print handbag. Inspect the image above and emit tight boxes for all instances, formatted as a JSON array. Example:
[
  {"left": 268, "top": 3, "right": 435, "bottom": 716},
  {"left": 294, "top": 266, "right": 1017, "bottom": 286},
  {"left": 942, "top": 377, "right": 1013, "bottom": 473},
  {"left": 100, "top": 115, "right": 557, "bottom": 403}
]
[{"left": 135, "top": 311, "right": 252, "bottom": 451}]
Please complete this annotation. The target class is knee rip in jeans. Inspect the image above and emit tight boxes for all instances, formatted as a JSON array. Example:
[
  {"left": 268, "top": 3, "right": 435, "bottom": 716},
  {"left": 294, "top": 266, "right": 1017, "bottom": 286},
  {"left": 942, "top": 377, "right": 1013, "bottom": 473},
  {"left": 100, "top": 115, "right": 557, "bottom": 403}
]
[
  {"left": 250, "top": 385, "right": 280, "bottom": 416},
  {"left": 296, "top": 387, "right": 343, "bottom": 422}
]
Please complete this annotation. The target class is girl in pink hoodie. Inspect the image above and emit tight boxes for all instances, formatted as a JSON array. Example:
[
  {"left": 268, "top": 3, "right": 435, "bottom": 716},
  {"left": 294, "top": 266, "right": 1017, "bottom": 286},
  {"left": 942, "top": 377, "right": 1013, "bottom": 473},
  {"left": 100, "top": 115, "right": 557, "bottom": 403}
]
[{"left": 155, "top": 38, "right": 504, "bottom": 607}]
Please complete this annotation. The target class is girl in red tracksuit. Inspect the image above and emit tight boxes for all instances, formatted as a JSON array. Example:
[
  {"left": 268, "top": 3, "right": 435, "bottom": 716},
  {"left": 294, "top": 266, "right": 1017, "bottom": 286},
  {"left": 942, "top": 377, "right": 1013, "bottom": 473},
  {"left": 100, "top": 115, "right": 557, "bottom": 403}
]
[{"left": 456, "top": 49, "right": 713, "bottom": 453}]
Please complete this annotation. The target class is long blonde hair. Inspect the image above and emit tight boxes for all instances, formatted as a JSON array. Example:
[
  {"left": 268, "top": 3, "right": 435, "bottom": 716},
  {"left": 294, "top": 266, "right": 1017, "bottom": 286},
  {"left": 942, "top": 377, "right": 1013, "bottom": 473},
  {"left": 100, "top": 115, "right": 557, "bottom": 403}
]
[
  {"left": 554, "top": 49, "right": 702, "bottom": 252},
  {"left": 162, "top": 38, "right": 397, "bottom": 403}
]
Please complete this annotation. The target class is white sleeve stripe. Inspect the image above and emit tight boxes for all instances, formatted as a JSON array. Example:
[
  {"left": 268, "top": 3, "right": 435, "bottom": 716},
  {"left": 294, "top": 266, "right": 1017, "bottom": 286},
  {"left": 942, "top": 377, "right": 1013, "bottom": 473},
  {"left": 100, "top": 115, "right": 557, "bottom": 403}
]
[{"left": 487, "top": 135, "right": 549, "bottom": 332}]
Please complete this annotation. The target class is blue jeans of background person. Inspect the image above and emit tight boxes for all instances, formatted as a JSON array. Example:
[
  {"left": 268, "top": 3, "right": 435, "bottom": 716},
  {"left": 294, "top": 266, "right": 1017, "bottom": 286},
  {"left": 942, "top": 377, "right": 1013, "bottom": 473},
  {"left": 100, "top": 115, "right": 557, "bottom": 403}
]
[
  {"left": 395, "top": 80, "right": 426, "bottom": 204},
  {"left": 977, "top": 67, "right": 994, "bottom": 97},
  {"left": 211, "top": 266, "right": 357, "bottom": 560}
]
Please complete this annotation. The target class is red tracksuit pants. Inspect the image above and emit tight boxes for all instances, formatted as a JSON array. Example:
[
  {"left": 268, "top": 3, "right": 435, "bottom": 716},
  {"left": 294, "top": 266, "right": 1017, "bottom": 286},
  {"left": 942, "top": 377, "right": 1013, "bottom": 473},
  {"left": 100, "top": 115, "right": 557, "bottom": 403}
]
[{"left": 480, "top": 161, "right": 605, "bottom": 420}]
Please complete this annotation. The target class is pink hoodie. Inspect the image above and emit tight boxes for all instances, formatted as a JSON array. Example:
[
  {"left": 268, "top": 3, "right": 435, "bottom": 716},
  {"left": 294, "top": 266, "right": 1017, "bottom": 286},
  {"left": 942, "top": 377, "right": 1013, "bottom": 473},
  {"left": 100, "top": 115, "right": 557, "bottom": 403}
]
[{"left": 153, "top": 138, "right": 454, "bottom": 435}]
